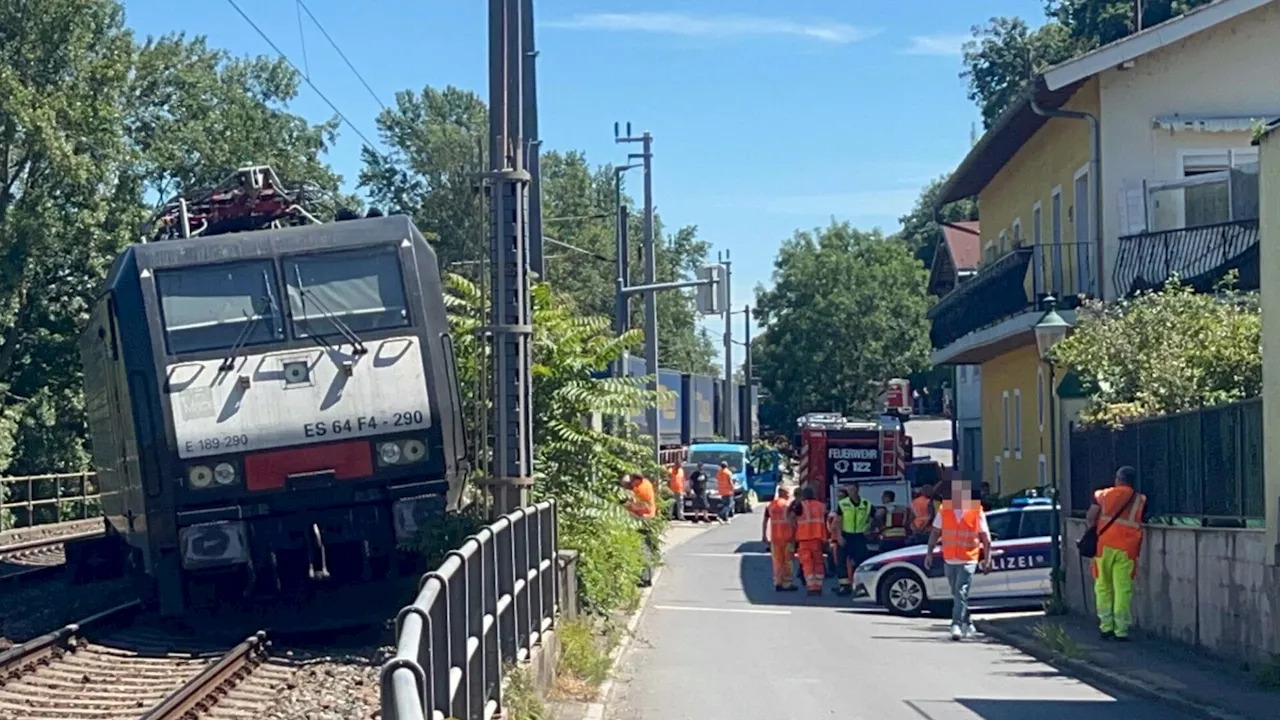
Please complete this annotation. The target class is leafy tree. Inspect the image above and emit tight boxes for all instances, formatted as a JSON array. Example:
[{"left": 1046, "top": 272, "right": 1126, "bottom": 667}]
[
  {"left": 896, "top": 174, "right": 980, "bottom": 271},
  {"left": 1, "top": 0, "right": 351, "bottom": 475},
  {"left": 443, "top": 273, "right": 665, "bottom": 612},
  {"left": 962, "top": 17, "right": 1077, "bottom": 128},
  {"left": 964, "top": 2, "right": 1216, "bottom": 126},
  {"left": 1051, "top": 276, "right": 1260, "bottom": 427},
  {"left": 360, "top": 85, "right": 716, "bottom": 374},
  {"left": 753, "top": 222, "right": 932, "bottom": 429}
]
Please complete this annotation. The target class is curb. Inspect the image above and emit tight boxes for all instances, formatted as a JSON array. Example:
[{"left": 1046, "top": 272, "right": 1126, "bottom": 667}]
[
  {"left": 582, "top": 524, "right": 709, "bottom": 720},
  {"left": 975, "top": 620, "right": 1256, "bottom": 720}
]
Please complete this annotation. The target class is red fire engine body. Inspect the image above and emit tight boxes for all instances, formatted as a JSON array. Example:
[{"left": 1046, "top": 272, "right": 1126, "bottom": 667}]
[{"left": 793, "top": 413, "right": 913, "bottom": 508}]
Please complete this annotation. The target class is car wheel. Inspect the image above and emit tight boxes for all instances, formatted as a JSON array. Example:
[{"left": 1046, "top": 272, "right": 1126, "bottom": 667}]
[{"left": 879, "top": 569, "right": 927, "bottom": 617}]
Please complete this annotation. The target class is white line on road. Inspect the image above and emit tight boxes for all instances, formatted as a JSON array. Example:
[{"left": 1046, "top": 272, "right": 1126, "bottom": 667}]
[{"left": 653, "top": 604, "right": 792, "bottom": 615}]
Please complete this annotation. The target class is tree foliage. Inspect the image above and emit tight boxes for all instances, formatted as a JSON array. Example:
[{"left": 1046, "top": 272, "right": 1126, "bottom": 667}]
[
  {"left": 359, "top": 85, "right": 716, "bottom": 374},
  {"left": 443, "top": 272, "right": 665, "bottom": 613},
  {"left": 963, "top": 1, "right": 1215, "bottom": 127},
  {"left": 1051, "top": 277, "right": 1260, "bottom": 427},
  {"left": 752, "top": 222, "right": 932, "bottom": 429},
  {"left": 0, "top": 0, "right": 347, "bottom": 475}
]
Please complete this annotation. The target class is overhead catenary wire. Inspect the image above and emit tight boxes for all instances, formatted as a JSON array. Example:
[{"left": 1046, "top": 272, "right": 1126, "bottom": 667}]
[
  {"left": 296, "top": 0, "right": 389, "bottom": 111},
  {"left": 223, "top": 0, "right": 383, "bottom": 155},
  {"left": 295, "top": 0, "right": 310, "bottom": 79}
]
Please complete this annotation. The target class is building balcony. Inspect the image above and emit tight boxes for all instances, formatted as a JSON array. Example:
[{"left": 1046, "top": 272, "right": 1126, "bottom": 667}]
[
  {"left": 1114, "top": 218, "right": 1259, "bottom": 297},
  {"left": 928, "top": 242, "right": 1092, "bottom": 363},
  {"left": 1113, "top": 164, "right": 1259, "bottom": 297}
]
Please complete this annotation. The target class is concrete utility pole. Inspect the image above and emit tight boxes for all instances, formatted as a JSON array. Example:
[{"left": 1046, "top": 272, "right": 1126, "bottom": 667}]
[
  {"left": 743, "top": 304, "right": 752, "bottom": 445},
  {"left": 617, "top": 126, "right": 658, "bottom": 460},
  {"left": 485, "top": 0, "right": 536, "bottom": 514},
  {"left": 719, "top": 251, "right": 734, "bottom": 441}
]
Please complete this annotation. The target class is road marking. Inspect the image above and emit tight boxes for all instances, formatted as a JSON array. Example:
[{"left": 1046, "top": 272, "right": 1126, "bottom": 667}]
[
  {"left": 687, "top": 552, "right": 769, "bottom": 557},
  {"left": 653, "top": 604, "right": 791, "bottom": 615}
]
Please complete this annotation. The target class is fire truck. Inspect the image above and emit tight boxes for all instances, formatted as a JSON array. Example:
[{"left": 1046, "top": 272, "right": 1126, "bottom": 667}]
[{"left": 793, "top": 413, "right": 914, "bottom": 510}]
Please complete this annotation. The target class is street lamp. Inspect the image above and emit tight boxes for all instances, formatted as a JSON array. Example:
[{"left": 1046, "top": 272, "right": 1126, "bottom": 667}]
[{"left": 1034, "top": 295, "right": 1072, "bottom": 612}]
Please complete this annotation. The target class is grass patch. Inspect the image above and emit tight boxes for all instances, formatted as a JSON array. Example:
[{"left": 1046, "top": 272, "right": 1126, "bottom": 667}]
[
  {"left": 501, "top": 663, "right": 547, "bottom": 720},
  {"left": 1032, "top": 621, "right": 1085, "bottom": 660},
  {"left": 551, "top": 617, "right": 622, "bottom": 702},
  {"left": 1256, "top": 654, "right": 1280, "bottom": 690}
]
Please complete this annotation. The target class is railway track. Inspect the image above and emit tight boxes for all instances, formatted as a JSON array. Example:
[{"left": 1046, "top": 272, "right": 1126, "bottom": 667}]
[
  {"left": 0, "top": 601, "right": 293, "bottom": 719},
  {"left": 0, "top": 531, "right": 103, "bottom": 585}
]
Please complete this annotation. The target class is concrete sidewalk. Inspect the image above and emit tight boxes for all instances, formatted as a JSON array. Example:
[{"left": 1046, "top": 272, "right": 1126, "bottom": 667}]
[{"left": 975, "top": 610, "right": 1279, "bottom": 720}]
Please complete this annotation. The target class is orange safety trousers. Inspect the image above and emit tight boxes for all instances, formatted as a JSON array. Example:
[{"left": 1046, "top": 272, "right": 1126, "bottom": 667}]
[
  {"left": 796, "top": 539, "right": 825, "bottom": 591},
  {"left": 770, "top": 541, "right": 796, "bottom": 588}
]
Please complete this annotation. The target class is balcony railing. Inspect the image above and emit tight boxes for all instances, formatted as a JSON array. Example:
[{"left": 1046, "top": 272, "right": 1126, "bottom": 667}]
[
  {"left": 1113, "top": 218, "right": 1259, "bottom": 298},
  {"left": 928, "top": 242, "right": 1093, "bottom": 350}
]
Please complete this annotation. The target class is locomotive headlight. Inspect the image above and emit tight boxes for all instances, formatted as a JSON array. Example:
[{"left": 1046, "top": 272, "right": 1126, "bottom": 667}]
[
  {"left": 188, "top": 465, "right": 214, "bottom": 489},
  {"left": 378, "top": 442, "right": 402, "bottom": 465},
  {"left": 213, "top": 462, "right": 238, "bottom": 486},
  {"left": 402, "top": 439, "right": 427, "bottom": 463}
]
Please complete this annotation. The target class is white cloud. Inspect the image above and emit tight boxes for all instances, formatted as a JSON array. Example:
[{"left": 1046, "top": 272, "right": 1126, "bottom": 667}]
[
  {"left": 544, "top": 12, "right": 879, "bottom": 44},
  {"left": 902, "top": 33, "right": 970, "bottom": 57}
]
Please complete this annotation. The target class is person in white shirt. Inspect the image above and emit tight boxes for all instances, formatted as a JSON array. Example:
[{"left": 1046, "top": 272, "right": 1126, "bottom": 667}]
[{"left": 924, "top": 477, "right": 993, "bottom": 641}]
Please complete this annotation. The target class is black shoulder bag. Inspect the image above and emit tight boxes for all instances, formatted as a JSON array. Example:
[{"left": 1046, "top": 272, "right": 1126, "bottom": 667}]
[{"left": 1076, "top": 489, "right": 1137, "bottom": 559}]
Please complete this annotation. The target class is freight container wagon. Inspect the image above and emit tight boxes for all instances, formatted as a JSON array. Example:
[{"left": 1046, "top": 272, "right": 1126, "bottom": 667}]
[
  {"left": 658, "top": 369, "right": 685, "bottom": 448},
  {"left": 683, "top": 374, "right": 716, "bottom": 442}
]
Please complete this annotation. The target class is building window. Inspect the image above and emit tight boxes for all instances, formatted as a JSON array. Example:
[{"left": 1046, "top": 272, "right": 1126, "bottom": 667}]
[
  {"left": 1032, "top": 202, "right": 1044, "bottom": 295},
  {"left": 993, "top": 456, "right": 1003, "bottom": 494},
  {"left": 1051, "top": 187, "right": 1064, "bottom": 295},
  {"left": 1013, "top": 389, "right": 1022, "bottom": 458},
  {"left": 984, "top": 240, "right": 997, "bottom": 265},
  {"left": 1002, "top": 390, "right": 1010, "bottom": 457},
  {"left": 1038, "top": 454, "right": 1048, "bottom": 488},
  {"left": 998, "top": 229, "right": 1008, "bottom": 254},
  {"left": 1180, "top": 148, "right": 1259, "bottom": 227},
  {"left": 973, "top": 366, "right": 981, "bottom": 382},
  {"left": 959, "top": 366, "right": 967, "bottom": 383},
  {"left": 1012, "top": 218, "right": 1023, "bottom": 248},
  {"left": 1037, "top": 368, "right": 1045, "bottom": 431}
]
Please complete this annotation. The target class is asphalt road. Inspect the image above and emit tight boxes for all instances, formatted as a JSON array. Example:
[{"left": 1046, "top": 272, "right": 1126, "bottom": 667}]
[{"left": 606, "top": 514, "right": 1197, "bottom": 720}]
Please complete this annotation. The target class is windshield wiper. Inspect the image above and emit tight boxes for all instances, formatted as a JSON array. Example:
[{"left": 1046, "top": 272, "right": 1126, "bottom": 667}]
[
  {"left": 292, "top": 266, "right": 368, "bottom": 356},
  {"left": 219, "top": 270, "right": 281, "bottom": 371}
]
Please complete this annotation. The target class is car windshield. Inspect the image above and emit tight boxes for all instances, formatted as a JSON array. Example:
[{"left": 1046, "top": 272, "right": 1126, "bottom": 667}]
[
  {"left": 155, "top": 260, "right": 283, "bottom": 354},
  {"left": 687, "top": 450, "right": 743, "bottom": 472},
  {"left": 284, "top": 246, "right": 409, "bottom": 338},
  {"left": 986, "top": 510, "right": 1018, "bottom": 541}
]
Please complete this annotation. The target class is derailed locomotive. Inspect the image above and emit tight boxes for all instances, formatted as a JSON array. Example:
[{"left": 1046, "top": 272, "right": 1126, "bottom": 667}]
[{"left": 76, "top": 167, "right": 468, "bottom": 617}]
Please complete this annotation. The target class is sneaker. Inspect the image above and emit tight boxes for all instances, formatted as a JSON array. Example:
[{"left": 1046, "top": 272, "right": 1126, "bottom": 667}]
[
  {"left": 1113, "top": 635, "right": 1130, "bottom": 642},
  {"left": 963, "top": 624, "right": 977, "bottom": 639},
  {"left": 949, "top": 624, "right": 962, "bottom": 642},
  {"left": 1100, "top": 631, "right": 1115, "bottom": 641}
]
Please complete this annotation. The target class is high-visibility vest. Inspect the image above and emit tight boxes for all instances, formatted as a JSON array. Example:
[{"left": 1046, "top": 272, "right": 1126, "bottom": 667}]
[
  {"left": 631, "top": 479, "right": 656, "bottom": 518},
  {"left": 767, "top": 498, "right": 794, "bottom": 543},
  {"left": 716, "top": 469, "right": 735, "bottom": 496},
  {"left": 669, "top": 467, "right": 686, "bottom": 494},
  {"left": 910, "top": 496, "right": 932, "bottom": 531},
  {"left": 795, "top": 500, "right": 827, "bottom": 542},
  {"left": 939, "top": 501, "right": 983, "bottom": 562},
  {"left": 1095, "top": 486, "right": 1146, "bottom": 558},
  {"left": 837, "top": 496, "right": 871, "bottom": 533},
  {"left": 881, "top": 505, "right": 909, "bottom": 539}
]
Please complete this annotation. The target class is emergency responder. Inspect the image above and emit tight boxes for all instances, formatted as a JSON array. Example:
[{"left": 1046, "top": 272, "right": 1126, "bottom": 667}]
[
  {"left": 909, "top": 483, "right": 934, "bottom": 544},
  {"left": 761, "top": 485, "right": 797, "bottom": 592},
  {"left": 874, "top": 490, "right": 909, "bottom": 553},
  {"left": 790, "top": 486, "right": 827, "bottom": 595},
  {"left": 832, "top": 484, "right": 872, "bottom": 596},
  {"left": 716, "top": 461, "right": 735, "bottom": 523},
  {"left": 622, "top": 473, "right": 656, "bottom": 518},
  {"left": 924, "top": 478, "right": 992, "bottom": 641},
  {"left": 668, "top": 463, "right": 687, "bottom": 521},
  {"left": 1085, "top": 465, "right": 1149, "bottom": 641},
  {"left": 689, "top": 469, "right": 712, "bottom": 523}
]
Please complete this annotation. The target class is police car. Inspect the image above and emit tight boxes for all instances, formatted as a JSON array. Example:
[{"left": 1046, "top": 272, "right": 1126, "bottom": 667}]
[{"left": 851, "top": 498, "right": 1055, "bottom": 616}]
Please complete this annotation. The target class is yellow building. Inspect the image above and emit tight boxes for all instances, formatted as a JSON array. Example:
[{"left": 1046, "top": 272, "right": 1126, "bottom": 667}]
[{"left": 928, "top": 77, "right": 1099, "bottom": 496}]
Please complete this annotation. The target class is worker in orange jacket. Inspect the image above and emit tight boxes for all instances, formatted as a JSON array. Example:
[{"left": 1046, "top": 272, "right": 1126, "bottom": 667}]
[
  {"left": 1086, "top": 465, "right": 1149, "bottom": 641},
  {"left": 761, "top": 485, "right": 797, "bottom": 591},
  {"left": 622, "top": 473, "right": 656, "bottom": 519},
  {"left": 789, "top": 486, "right": 828, "bottom": 595},
  {"left": 668, "top": 463, "right": 686, "bottom": 521}
]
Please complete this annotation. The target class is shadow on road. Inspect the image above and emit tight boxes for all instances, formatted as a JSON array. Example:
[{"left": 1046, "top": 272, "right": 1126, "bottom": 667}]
[
  {"left": 732, "top": 540, "right": 867, "bottom": 610},
  {"left": 905, "top": 698, "right": 1185, "bottom": 719}
]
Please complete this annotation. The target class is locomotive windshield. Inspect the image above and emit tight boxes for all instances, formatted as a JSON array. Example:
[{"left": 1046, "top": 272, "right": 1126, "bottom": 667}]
[
  {"left": 284, "top": 246, "right": 410, "bottom": 338},
  {"left": 155, "top": 260, "right": 284, "bottom": 354}
]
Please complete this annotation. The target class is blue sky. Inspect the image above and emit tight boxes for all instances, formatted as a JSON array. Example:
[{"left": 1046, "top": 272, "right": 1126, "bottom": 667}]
[{"left": 121, "top": 0, "right": 1046, "bottom": 373}]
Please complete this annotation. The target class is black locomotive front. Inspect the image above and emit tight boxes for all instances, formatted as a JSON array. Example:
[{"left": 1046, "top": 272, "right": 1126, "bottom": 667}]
[{"left": 80, "top": 213, "right": 468, "bottom": 617}]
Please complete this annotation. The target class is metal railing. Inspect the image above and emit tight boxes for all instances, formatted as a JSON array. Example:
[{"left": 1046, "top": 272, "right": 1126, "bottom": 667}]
[
  {"left": 1068, "top": 398, "right": 1263, "bottom": 527},
  {"left": 1113, "top": 218, "right": 1259, "bottom": 297},
  {"left": 382, "top": 500, "right": 561, "bottom": 720},
  {"left": 1, "top": 472, "right": 102, "bottom": 529},
  {"left": 1030, "top": 241, "right": 1095, "bottom": 300}
]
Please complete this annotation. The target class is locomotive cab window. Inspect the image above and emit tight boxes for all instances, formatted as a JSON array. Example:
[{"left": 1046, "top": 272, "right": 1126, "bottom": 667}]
[
  {"left": 284, "top": 246, "right": 410, "bottom": 338},
  {"left": 155, "top": 260, "right": 284, "bottom": 355}
]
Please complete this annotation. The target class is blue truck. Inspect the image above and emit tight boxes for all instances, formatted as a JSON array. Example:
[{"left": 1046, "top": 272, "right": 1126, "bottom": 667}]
[{"left": 682, "top": 441, "right": 782, "bottom": 513}]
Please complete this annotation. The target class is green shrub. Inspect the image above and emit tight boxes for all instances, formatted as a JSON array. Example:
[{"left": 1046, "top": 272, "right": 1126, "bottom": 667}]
[
  {"left": 557, "top": 617, "right": 616, "bottom": 688},
  {"left": 501, "top": 663, "right": 547, "bottom": 720}
]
